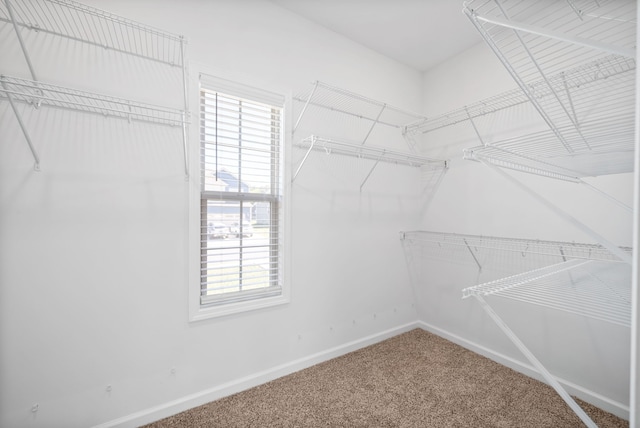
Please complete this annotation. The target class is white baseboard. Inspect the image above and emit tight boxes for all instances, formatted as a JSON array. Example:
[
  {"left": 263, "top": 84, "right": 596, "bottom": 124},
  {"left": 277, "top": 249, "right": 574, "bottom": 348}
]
[
  {"left": 94, "top": 320, "right": 628, "bottom": 427},
  {"left": 93, "top": 322, "right": 420, "bottom": 428},
  {"left": 416, "top": 320, "right": 630, "bottom": 420}
]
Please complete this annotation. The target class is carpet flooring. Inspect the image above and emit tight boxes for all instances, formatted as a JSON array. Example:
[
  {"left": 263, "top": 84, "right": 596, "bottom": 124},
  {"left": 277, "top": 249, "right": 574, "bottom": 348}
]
[{"left": 143, "top": 329, "right": 628, "bottom": 427}]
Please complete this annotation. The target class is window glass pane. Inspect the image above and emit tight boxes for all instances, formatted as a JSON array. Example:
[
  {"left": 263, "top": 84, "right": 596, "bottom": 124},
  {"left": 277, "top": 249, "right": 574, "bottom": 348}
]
[{"left": 200, "top": 199, "right": 278, "bottom": 301}]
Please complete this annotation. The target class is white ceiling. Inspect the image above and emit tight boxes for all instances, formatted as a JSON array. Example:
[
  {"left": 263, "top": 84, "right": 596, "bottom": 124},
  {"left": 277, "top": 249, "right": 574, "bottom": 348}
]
[{"left": 270, "top": 0, "right": 484, "bottom": 72}]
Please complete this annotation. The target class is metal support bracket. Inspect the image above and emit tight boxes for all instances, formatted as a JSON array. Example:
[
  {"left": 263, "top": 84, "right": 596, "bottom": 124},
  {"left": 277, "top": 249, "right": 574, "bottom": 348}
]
[
  {"left": 465, "top": 106, "right": 486, "bottom": 146},
  {"left": 483, "top": 160, "right": 632, "bottom": 265},
  {"left": 474, "top": 294, "right": 598, "bottom": 428},
  {"left": 6, "top": 0, "right": 39, "bottom": 83},
  {"left": 464, "top": 238, "right": 483, "bottom": 272},
  {"left": 361, "top": 104, "right": 386, "bottom": 146},
  {"left": 2, "top": 79, "right": 40, "bottom": 170},
  {"left": 359, "top": 154, "right": 382, "bottom": 192},
  {"left": 292, "top": 80, "right": 319, "bottom": 135},
  {"left": 292, "top": 135, "right": 317, "bottom": 182},
  {"left": 180, "top": 35, "right": 189, "bottom": 179}
]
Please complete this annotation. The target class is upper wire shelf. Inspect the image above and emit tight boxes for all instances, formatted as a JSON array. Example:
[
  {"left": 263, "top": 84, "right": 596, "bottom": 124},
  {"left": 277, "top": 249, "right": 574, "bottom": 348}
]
[
  {"left": 0, "top": 0, "right": 185, "bottom": 66},
  {"left": 460, "top": 0, "right": 636, "bottom": 179},
  {"left": 294, "top": 80, "right": 427, "bottom": 131},
  {"left": 293, "top": 80, "right": 430, "bottom": 154},
  {"left": 1, "top": 74, "right": 185, "bottom": 126},
  {"left": 400, "top": 230, "right": 630, "bottom": 263}
]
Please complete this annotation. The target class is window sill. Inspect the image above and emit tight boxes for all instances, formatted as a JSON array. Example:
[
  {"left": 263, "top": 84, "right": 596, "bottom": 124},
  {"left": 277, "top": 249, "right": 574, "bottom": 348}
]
[{"left": 189, "top": 293, "right": 290, "bottom": 322}]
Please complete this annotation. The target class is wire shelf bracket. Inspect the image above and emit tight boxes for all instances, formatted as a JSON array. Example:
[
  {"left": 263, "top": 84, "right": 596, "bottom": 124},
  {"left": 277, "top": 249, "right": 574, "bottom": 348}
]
[
  {"left": 293, "top": 80, "right": 428, "bottom": 152},
  {"left": 473, "top": 293, "right": 599, "bottom": 428},
  {"left": 481, "top": 160, "right": 632, "bottom": 265}
]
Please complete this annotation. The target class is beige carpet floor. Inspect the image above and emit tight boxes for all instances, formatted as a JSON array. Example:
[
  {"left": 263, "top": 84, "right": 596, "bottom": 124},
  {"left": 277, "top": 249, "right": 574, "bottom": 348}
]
[{"left": 143, "top": 329, "right": 628, "bottom": 427}]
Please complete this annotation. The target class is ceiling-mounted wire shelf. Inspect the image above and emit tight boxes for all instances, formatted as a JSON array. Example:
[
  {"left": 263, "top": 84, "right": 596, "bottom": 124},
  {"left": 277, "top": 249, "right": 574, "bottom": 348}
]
[
  {"left": 1, "top": 75, "right": 185, "bottom": 127},
  {"left": 0, "top": 0, "right": 186, "bottom": 66}
]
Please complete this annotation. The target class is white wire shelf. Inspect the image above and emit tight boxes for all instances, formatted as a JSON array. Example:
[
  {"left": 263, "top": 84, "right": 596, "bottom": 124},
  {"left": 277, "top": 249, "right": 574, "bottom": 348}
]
[
  {"left": 463, "top": 0, "right": 636, "bottom": 77},
  {"left": 0, "top": 0, "right": 185, "bottom": 66},
  {"left": 401, "top": 229, "right": 632, "bottom": 427},
  {"left": 293, "top": 80, "right": 430, "bottom": 154},
  {"left": 400, "top": 230, "right": 630, "bottom": 263},
  {"left": 463, "top": 259, "right": 631, "bottom": 327},
  {"left": 294, "top": 81, "right": 427, "bottom": 130},
  {"left": 461, "top": 0, "right": 636, "bottom": 179},
  {"left": 406, "top": 53, "right": 635, "bottom": 136},
  {"left": 0, "top": 75, "right": 186, "bottom": 127},
  {"left": 292, "top": 135, "right": 448, "bottom": 190}
]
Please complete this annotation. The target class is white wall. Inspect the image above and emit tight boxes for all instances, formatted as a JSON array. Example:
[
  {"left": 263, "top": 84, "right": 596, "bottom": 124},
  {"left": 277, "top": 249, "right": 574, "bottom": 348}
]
[
  {"left": 414, "top": 43, "right": 634, "bottom": 416},
  {"left": 0, "top": 1, "right": 425, "bottom": 427}
]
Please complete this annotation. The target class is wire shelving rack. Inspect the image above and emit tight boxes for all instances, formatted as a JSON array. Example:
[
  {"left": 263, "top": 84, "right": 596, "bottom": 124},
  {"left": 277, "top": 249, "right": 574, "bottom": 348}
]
[
  {"left": 448, "top": 3, "right": 637, "bottom": 425},
  {"left": 460, "top": 0, "right": 636, "bottom": 179},
  {"left": 292, "top": 81, "right": 449, "bottom": 191},
  {"left": 0, "top": 0, "right": 185, "bottom": 67},
  {"left": 401, "top": 230, "right": 632, "bottom": 428},
  {"left": 1, "top": 0, "right": 189, "bottom": 174}
]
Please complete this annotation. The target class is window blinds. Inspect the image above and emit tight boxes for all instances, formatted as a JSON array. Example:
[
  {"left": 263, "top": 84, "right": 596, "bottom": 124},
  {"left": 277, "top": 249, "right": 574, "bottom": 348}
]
[{"left": 199, "top": 74, "right": 283, "bottom": 307}]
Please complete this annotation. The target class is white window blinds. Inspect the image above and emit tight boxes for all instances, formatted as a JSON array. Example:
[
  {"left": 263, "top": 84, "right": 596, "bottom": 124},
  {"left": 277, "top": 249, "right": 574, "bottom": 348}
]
[{"left": 199, "top": 74, "right": 284, "bottom": 307}]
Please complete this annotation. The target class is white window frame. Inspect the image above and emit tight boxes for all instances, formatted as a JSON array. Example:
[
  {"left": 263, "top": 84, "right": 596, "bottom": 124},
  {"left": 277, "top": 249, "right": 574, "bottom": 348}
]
[{"left": 189, "top": 71, "right": 291, "bottom": 321}]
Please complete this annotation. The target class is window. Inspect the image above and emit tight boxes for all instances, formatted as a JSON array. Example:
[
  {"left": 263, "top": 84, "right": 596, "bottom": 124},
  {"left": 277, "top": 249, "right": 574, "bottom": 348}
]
[{"left": 195, "top": 74, "right": 286, "bottom": 318}]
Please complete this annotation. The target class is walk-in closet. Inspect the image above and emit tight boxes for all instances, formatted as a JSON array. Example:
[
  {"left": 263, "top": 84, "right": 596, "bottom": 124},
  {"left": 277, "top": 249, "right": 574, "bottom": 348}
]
[{"left": 1, "top": 1, "right": 637, "bottom": 427}]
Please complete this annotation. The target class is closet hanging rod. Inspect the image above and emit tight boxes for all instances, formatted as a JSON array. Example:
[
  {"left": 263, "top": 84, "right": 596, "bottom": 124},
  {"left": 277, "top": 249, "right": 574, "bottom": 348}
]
[
  {"left": 0, "top": 75, "right": 186, "bottom": 127},
  {"left": 294, "top": 136, "right": 446, "bottom": 168},
  {"left": 0, "top": 0, "right": 186, "bottom": 66}
]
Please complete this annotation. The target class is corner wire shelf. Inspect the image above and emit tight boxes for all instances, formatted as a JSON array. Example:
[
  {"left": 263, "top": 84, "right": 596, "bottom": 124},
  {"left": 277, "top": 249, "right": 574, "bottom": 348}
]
[
  {"left": 291, "top": 81, "right": 449, "bottom": 190},
  {"left": 418, "top": 0, "right": 637, "bottom": 274},
  {"left": 459, "top": 0, "right": 636, "bottom": 178},
  {"left": 400, "top": 230, "right": 632, "bottom": 428},
  {"left": 406, "top": 52, "right": 636, "bottom": 181},
  {"left": 1, "top": 0, "right": 189, "bottom": 175}
]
